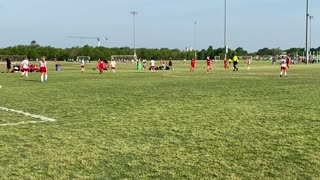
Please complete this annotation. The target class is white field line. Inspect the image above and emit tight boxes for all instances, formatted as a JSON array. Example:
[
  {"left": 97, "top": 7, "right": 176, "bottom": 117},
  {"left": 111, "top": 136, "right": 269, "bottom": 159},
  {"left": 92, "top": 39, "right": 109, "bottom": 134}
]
[{"left": 0, "top": 106, "right": 56, "bottom": 126}]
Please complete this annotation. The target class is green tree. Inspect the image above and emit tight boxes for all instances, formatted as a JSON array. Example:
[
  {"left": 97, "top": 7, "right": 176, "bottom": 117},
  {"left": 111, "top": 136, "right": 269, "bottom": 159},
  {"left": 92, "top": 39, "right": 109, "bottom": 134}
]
[
  {"left": 30, "top": 40, "right": 39, "bottom": 48},
  {"left": 234, "top": 47, "right": 248, "bottom": 56},
  {"left": 207, "top": 46, "right": 214, "bottom": 58}
]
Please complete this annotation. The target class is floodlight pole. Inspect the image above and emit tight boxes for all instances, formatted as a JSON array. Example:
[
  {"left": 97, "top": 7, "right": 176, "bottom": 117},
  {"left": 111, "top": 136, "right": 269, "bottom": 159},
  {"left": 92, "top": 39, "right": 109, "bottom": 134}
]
[
  {"left": 309, "top": 15, "right": 314, "bottom": 60},
  {"left": 305, "top": 0, "right": 309, "bottom": 64},
  {"left": 194, "top": 21, "right": 197, "bottom": 60},
  {"left": 224, "top": 0, "right": 228, "bottom": 61},
  {"left": 131, "top": 11, "right": 138, "bottom": 60}
]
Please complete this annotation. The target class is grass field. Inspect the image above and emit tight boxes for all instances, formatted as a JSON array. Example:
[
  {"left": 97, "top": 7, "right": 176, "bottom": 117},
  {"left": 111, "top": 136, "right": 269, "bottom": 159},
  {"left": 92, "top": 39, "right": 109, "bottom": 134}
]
[{"left": 0, "top": 60, "right": 320, "bottom": 179}]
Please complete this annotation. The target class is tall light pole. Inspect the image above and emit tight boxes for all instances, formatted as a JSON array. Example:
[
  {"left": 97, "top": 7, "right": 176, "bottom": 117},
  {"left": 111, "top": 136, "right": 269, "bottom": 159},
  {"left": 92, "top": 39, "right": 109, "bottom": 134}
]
[
  {"left": 194, "top": 21, "right": 197, "bottom": 60},
  {"left": 131, "top": 11, "right": 138, "bottom": 60},
  {"left": 309, "top": 15, "right": 314, "bottom": 59},
  {"left": 224, "top": 0, "right": 228, "bottom": 61},
  {"left": 305, "top": 0, "right": 310, "bottom": 64}
]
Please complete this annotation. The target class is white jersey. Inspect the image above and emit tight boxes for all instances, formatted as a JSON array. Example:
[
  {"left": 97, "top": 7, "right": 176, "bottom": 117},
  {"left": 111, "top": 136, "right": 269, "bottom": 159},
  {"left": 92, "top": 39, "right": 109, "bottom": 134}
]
[
  {"left": 40, "top": 60, "right": 47, "bottom": 67},
  {"left": 247, "top": 59, "right": 251, "bottom": 65},
  {"left": 21, "top": 59, "right": 29, "bottom": 68},
  {"left": 80, "top": 59, "right": 85, "bottom": 65},
  {"left": 150, "top": 60, "right": 155, "bottom": 66},
  {"left": 111, "top": 61, "right": 116, "bottom": 68},
  {"left": 280, "top": 59, "right": 286, "bottom": 67}
]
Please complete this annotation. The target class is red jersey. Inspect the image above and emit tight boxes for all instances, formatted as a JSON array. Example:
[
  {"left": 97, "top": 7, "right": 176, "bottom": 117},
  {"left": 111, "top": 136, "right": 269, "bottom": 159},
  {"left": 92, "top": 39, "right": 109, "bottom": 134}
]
[
  {"left": 286, "top": 57, "right": 291, "bottom": 68},
  {"left": 207, "top": 58, "right": 211, "bottom": 66},
  {"left": 191, "top": 59, "right": 196, "bottom": 67},
  {"left": 224, "top": 59, "right": 229, "bottom": 69},
  {"left": 98, "top": 61, "right": 104, "bottom": 69}
]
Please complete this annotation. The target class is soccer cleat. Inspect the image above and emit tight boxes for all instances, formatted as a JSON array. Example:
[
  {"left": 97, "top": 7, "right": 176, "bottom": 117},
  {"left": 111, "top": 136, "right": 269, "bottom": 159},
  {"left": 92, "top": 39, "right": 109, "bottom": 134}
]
[{"left": 280, "top": 75, "right": 282, "bottom": 77}]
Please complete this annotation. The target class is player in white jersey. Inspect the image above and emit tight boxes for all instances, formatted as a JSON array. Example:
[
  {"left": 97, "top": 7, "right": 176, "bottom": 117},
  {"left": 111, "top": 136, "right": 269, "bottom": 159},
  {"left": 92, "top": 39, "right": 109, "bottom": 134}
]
[
  {"left": 246, "top": 57, "right": 252, "bottom": 70},
  {"left": 142, "top": 59, "right": 147, "bottom": 70},
  {"left": 280, "top": 57, "right": 287, "bottom": 77},
  {"left": 150, "top": 59, "right": 155, "bottom": 72},
  {"left": 21, "top": 57, "right": 29, "bottom": 78},
  {"left": 80, "top": 59, "right": 85, "bottom": 73},
  {"left": 111, "top": 59, "right": 116, "bottom": 74},
  {"left": 39, "top": 56, "right": 48, "bottom": 82}
]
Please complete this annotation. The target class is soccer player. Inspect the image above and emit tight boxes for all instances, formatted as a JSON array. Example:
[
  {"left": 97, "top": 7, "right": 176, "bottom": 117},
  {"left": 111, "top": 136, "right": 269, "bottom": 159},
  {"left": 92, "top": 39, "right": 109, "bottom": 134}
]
[
  {"left": 286, "top": 55, "right": 291, "bottom": 69},
  {"left": 98, "top": 58, "right": 104, "bottom": 74},
  {"left": 190, "top": 58, "right": 196, "bottom": 72},
  {"left": 272, "top": 56, "right": 277, "bottom": 65},
  {"left": 80, "top": 59, "right": 85, "bottom": 73},
  {"left": 21, "top": 57, "right": 29, "bottom": 78},
  {"left": 160, "top": 59, "right": 165, "bottom": 70},
  {"left": 6, "top": 57, "right": 11, "bottom": 73},
  {"left": 280, "top": 56, "right": 287, "bottom": 77},
  {"left": 232, "top": 54, "right": 239, "bottom": 71},
  {"left": 142, "top": 59, "right": 147, "bottom": 70},
  {"left": 111, "top": 59, "right": 116, "bottom": 74},
  {"left": 168, "top": 58, "right": 173, "bottom": 70},
  {"left": 39, "top": 56, "right": 48, "bottom": 82},
  {"left": 246, "top": 57, "right": 252, "bottom": 69},
  {"left": 206, "top": 56, "right": 212, "bottom": 72},
  {"left": 224, "top": 58, "right": 229, "bottom": 70},
  {"left": 150, "top": 59, "right": 156, "bottom": 72}
]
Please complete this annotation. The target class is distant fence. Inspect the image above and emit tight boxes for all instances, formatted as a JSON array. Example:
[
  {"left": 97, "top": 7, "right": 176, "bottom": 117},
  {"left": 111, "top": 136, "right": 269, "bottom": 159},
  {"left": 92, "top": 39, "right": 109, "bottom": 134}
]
[{"left": 0, "top": 55, "right": 27, "bottom": 62}]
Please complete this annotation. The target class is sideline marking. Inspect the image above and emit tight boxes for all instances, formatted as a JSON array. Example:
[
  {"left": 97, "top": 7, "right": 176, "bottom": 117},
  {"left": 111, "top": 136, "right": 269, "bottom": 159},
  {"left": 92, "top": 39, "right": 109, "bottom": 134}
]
[{"left": 0, "top": 106, "right": 56, "bottom": 126}]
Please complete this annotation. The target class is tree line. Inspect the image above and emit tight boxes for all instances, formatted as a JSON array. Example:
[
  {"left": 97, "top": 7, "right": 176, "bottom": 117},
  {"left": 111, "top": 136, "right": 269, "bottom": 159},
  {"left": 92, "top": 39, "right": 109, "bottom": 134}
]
[{"left": 1, "top": 41, "right": 319, "bottom": 61}]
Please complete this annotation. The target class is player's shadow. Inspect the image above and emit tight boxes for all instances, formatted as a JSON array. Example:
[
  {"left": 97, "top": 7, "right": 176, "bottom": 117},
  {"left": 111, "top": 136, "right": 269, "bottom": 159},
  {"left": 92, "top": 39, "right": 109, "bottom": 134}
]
[{"left": 19, "top": 79, "right": 41, "bottom": 82}]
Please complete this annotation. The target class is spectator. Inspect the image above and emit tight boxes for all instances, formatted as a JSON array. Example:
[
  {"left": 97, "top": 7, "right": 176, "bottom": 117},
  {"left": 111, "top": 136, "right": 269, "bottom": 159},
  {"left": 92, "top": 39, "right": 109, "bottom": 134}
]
[{"left": 6, "top": 57, "right": 11, "bottom": 73}]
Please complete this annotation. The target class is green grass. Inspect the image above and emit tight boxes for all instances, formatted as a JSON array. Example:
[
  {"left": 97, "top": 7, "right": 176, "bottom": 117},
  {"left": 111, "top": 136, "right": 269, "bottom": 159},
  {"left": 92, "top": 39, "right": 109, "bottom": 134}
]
[{"left": 0, "top": 60, "right": 320, "bottom": 179}]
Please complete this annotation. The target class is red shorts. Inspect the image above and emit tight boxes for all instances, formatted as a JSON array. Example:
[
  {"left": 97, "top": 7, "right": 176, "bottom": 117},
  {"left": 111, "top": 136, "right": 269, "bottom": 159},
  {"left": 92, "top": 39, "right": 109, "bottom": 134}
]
[
  {"left": 191, "top": 64, "right": 195, "bottom": 68},
  {"left": 112, "top": 67, "right": 115, "bottom": 70},
  {"left": 281, "top": 67, "right": 286, "bottom": 71},
  {"left": 40, "top": 67, "right": 47, "bottom": 73},
  {"left": 151, "top": 66, "right": 155, "bottom": 69},
  {"left": 81, "top": 65, "right": 85, "bottom": 68},
  {"left": 22, "top": 68, "right": 29, "bottom": 72}
]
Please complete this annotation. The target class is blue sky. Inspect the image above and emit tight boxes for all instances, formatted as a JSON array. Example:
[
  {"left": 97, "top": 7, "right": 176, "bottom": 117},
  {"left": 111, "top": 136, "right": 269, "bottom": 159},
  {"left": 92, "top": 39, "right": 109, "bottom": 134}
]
[{"left": 0, "top": 0, "right": 319, "bottom": 52}]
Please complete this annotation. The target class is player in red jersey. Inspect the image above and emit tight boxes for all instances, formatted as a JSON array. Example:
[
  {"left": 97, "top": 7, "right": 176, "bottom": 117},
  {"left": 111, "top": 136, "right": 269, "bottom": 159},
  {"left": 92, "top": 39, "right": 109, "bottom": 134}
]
[
  {"left": 39, "top": 56, "right": 48, "bottom": 82},
  {"left": 190, "top": 58, "right": 196, "bottom": 72},
  {"left": 206, "top": 56, "right": 212, "bottom": 72},
  {"left": 224, "top": 58, "right": 229, "bottom": 70},
  {"left": 97, "top": 58, "right": 104, "bottom": 74},
  {"left": 286, "top": 56, "right": 291, "bottom": 69}
]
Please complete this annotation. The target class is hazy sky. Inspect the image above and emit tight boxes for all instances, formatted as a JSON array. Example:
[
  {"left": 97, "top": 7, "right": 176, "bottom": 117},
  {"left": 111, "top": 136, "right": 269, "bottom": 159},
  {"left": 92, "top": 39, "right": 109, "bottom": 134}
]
[{"left": 0, "top": 0, "right": 319, "bottom": 52}]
